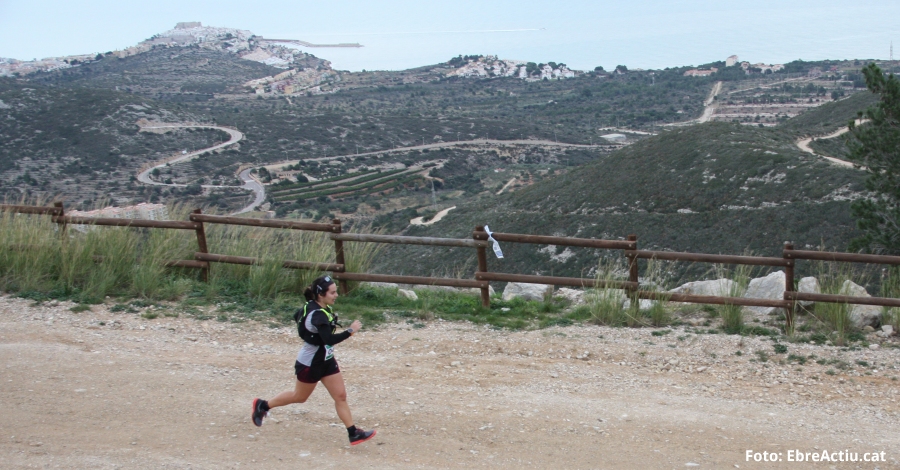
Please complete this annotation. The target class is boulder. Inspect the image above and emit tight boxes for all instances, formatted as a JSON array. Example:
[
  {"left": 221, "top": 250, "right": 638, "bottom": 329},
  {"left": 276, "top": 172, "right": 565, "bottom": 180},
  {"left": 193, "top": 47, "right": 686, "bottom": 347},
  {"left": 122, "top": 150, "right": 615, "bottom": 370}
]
[
  {"left": 797, "top": 276, "right": 820, "bottom": 307},
  {"left": 881, "top": 325, "right": 895, "bottom": 337},
  {"left": 742, "top": 271, "right": 785, "bottom": 316},
  {"left": 401, "top": 284, "right": 494, "bottom": 297},
  {"left": 841, "top": 280, "right": 882, "bottom": 329},
  {"left": 461, "top": 285, "right": 496, "bottom": 297},
  {"left": 362, "top": 282, "right": 400, "bottom": 289},
  {"left": 502, "top": 282, "right": 553, "bottom": 302},
  {"left": 397, "top": 289, "right": 418, "bottom": 301},
  {"left": 668, "top": 279, "right": 736, "bottom": 297},
  {"left": 622, "top": 298, "right": 657, "bottom": 311},
  {"left": 554, "top": 288, "right": 585, "bottom": 305},
  {"left": 412, "top": 284, "right": 458, "bottom": 293}
]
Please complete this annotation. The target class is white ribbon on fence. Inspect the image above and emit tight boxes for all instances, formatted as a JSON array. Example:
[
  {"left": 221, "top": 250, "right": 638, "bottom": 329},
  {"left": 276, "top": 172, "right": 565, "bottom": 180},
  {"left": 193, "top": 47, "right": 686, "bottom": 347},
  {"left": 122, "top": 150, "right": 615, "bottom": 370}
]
[{"left": 483, "top": 225, "right": 504, "bottom": 259}]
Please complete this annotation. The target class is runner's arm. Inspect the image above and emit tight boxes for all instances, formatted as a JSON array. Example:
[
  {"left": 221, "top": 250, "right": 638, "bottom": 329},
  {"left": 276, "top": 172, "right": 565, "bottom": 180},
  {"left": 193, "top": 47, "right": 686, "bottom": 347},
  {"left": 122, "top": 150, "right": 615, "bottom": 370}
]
[{"left": 311, "top": 311, "right": 351, "bottom": 346}]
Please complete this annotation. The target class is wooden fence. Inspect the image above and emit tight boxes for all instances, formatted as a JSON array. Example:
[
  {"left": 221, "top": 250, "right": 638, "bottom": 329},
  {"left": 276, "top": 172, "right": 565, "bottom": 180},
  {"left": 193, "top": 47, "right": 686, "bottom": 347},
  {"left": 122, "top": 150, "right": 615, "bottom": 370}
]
[{"left": 4, "top": 202, "right": 900, "bottom": 330}]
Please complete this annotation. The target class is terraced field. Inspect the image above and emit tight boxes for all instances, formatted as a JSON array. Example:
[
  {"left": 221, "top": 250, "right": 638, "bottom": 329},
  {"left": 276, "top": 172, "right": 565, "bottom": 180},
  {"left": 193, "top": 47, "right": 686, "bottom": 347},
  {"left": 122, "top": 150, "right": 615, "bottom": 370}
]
[{"left": 269, "top": 168, "right": 425, "bottom": 202}]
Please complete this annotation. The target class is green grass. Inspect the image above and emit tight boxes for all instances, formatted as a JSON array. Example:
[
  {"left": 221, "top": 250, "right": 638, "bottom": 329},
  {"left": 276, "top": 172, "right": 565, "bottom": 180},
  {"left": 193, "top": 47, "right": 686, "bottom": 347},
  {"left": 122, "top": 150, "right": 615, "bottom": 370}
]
[
  {"left": 881, "top": 267, "right": 900, "bottom": 333},
  {"left": 714, "top": 262, "right": 754, "bottom": 334},
  {"left": 1, "top": 203, "right": 346, "bottom": 307},
  {"left": 335, "top": 286, "right": 573, "bottom": 330},
  {"left": 809, "top": 260, "right": 860, "bottom": 346}
]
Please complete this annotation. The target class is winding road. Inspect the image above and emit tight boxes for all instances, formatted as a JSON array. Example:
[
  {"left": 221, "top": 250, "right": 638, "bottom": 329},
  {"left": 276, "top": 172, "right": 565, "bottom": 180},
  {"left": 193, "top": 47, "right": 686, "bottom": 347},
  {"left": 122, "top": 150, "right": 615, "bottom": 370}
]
[
  {"left": 265, "top": 138, "right": 613, "bottom": 171},
  {"left": 136, "top": 123, "right": 263, "bottom": 214},
  {"left": 795, "top": 119, "right": 866, "bottom": 169},
  {"left": 136, "top": 126, "right": 619, "bottom": 215}
]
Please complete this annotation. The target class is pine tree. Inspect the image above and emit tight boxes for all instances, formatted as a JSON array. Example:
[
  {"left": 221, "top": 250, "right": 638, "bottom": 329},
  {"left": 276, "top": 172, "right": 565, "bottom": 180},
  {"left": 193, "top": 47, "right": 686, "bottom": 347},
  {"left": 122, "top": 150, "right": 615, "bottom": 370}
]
[{"left": 847, "top": 63, "right": 900, "bottom": 253}]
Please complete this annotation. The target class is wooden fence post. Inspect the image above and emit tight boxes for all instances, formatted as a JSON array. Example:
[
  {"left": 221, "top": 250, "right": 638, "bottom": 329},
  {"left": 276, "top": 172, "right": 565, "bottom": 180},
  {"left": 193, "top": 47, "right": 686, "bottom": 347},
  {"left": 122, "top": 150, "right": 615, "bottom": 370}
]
[
  {"left": 53, "top": 201, "right": 67, "bottom": 235},
  {"left": 625, "top": 234, "right": 638, "bottom": 299},
  {"left": 783, "top": 242, "right": 795, "bottom": 333},
  {"left": 473, "top": 226, "right": 491, "bottom": 308},
  {"left": 192, "top": 209, "right": 210, "bottom": 282},
  {"left": 332, "top": 218, "right": 349, "bottom": 295}
]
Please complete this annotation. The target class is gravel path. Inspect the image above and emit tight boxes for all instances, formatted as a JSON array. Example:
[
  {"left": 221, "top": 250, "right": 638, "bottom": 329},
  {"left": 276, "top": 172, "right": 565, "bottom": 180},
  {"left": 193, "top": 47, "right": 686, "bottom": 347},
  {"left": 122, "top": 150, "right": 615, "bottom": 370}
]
[
  {"left": 2, "top": 295, "right": 898, "bottom": 469},
  {"left": 795, "top": 120, "right": 867, "bottom": 169}
]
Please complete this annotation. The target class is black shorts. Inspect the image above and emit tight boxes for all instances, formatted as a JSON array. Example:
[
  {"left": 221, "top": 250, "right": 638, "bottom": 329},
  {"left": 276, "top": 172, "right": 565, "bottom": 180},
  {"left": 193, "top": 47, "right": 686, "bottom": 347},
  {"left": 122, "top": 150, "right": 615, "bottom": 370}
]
[{"left": 295, "top": 359, "right": 340, "bottom": 384}]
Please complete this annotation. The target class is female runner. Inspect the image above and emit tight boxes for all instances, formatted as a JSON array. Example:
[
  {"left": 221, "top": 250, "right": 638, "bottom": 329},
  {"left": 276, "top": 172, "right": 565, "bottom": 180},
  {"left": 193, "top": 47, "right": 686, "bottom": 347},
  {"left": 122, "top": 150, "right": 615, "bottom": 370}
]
[{"left": 251, "top": 275, "right": 375, "bottom": 445}]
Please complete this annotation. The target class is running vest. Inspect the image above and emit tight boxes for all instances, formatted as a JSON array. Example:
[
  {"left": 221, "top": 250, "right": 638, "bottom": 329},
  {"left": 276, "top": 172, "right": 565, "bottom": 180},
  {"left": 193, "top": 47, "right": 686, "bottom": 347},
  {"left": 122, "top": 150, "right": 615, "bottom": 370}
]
[{"left": 294, "top": 301, "right": 339, "bottom": 345}]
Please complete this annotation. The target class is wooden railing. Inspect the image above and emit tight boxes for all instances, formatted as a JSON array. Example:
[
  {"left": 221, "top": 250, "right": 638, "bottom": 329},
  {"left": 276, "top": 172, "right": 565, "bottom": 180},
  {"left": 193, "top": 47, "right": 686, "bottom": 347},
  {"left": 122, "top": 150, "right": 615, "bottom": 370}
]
[{"left": 3, "top": 202, "right": 899, "bottom": 330}]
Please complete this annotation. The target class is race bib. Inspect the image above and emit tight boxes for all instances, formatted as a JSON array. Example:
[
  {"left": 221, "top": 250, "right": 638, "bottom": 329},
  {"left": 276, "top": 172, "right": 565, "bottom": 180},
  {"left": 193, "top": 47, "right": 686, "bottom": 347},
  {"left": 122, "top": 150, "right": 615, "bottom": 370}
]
[{"left": 324, "top": 345, "right": 334, "bottom": 361}]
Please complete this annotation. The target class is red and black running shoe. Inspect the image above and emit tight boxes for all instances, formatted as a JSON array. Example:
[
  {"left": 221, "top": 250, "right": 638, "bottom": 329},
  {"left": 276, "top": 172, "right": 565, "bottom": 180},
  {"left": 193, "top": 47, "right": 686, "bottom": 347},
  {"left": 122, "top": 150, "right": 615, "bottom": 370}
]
[
  {"left": 251, "top": 398, "right": 268, "bottom": 427},
  {"left": 349, "top": 427, "right": 376, "bottom": 446}
]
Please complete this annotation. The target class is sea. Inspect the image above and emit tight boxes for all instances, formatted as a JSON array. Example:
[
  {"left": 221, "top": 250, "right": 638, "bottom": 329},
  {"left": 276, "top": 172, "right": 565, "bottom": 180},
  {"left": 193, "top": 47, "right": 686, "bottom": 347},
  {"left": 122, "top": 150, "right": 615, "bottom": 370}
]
[
  {"left": 269, "top": 1, "right": 900, "bottom": 71},
  {"left": 2, "top": 0, "right": 899, "bottom": 72}
]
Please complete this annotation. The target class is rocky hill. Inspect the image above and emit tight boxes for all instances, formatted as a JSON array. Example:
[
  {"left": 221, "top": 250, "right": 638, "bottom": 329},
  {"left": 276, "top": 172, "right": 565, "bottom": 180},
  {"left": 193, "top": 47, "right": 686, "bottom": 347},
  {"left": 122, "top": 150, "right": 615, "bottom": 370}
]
[{"left": 10, "top": 23, "right": 334, "bottom": 99}]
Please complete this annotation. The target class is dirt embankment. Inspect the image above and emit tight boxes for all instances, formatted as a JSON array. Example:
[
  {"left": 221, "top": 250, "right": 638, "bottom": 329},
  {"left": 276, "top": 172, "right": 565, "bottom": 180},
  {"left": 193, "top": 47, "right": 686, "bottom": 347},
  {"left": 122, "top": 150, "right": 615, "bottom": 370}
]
[{"left": 2, "top": 295, "right": 899, "bottom": 469}]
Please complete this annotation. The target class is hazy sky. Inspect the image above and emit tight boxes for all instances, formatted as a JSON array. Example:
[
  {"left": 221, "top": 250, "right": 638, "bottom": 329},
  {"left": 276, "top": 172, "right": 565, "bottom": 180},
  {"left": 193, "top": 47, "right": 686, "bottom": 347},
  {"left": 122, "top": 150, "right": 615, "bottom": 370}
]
[{"left": 2, "top": 0, "right": 898, "bottom": 71}]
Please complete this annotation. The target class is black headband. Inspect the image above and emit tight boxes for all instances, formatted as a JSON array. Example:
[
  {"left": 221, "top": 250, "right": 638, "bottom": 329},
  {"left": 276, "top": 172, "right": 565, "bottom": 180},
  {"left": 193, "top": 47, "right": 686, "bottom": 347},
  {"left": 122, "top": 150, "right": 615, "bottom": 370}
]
[{"left": 314, "top": 276, "right": 333, "bottom": 294}]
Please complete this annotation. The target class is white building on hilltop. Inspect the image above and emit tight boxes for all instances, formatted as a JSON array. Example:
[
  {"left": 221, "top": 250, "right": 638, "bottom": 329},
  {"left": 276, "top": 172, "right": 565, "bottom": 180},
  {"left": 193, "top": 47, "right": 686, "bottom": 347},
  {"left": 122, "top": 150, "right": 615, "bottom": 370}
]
[{"left": 726, "top": 55, "right": 739, "bottom": 67}]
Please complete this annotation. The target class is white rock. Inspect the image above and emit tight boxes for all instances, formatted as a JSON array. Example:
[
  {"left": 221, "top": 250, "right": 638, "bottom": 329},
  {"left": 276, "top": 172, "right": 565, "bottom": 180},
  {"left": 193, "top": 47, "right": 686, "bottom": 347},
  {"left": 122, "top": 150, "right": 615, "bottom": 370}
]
[
  {"left": 742, "top": 270, "right": 785, "bottom": 316},
  {"left": 461, "top": 285, "right": 496, "bottom": 297},
  {"left": 841, "top": 280, "right": 883, "bottom": 329},
  {"left": 797, "top": 276, "right": 820, "bottom": 307},
  {"left": 397, "top": 289, "right": 418, "bottom": 301},
  {"left": 554, "top": 288, "right": 585, "bottom": 305},
  {"left": 502, "top": 282, "right": 553, "bottom": 302},
  {"left": 668, "top": 279, "right": 736, "bottom": 297},
  {"left": 413, "top": 284, "right": 458, "bottom": 293},
  {"left": 362, "top": 282, "right": 399, "bottom": 289},
  {"left": 882, "top": 325, "right": 894, "bottom": 336},
  {"left": 622, "top": 298, "right": 657, "bottom": 310}
]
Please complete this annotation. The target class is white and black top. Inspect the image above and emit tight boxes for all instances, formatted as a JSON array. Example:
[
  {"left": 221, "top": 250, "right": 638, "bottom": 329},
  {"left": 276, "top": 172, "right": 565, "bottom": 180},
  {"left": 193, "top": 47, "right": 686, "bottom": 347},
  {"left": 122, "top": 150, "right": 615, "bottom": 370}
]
[{"left": 295, "top": 301, "right": 351, "bottom": 367}]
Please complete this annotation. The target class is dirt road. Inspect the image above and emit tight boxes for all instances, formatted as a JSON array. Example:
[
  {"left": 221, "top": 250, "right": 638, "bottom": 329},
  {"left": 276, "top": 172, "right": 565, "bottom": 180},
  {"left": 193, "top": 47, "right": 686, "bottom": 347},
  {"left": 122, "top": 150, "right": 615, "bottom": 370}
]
[
  {"left": 2, "top": 295, "right": 898, "bottom": 469},
  {"left": 795, "top": 120, "right": 867, "bottom": 169}
]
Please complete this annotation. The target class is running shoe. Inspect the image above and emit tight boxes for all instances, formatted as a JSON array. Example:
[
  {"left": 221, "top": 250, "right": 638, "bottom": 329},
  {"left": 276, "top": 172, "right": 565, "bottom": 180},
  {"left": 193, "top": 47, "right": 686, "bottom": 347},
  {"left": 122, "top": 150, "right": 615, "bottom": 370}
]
[
  {"left": 251, "top": 398, "right": 267, "bottom": 427},
  {"left": 349, "top": 427, "right": 376, "bottom": 446}
]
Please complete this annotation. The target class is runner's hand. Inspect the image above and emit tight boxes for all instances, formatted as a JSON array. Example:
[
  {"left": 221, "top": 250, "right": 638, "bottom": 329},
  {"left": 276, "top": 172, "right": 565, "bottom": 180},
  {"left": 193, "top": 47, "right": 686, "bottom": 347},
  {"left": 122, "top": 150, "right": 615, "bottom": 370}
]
[{"left": 350, "top": 320, "right": 362, "bottom": 333}]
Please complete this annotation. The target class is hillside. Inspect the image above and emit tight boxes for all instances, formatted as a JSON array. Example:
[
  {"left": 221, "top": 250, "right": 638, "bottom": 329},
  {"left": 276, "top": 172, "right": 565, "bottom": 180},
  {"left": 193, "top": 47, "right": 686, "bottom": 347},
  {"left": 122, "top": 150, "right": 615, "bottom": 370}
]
[
  {"left": 2, "top": 22, "right": 884, "bottom": 224},
  {"left": 779, "top": 90, "right": 877, "bottom": 137},
  {"left": 29, "top": 47, "right": 288, "bottom": 98},
  {"left": 375, "top": 122, "right": 868, "bottom": 281},
  {"left": 0, "top": 79, "right": 248, "bottom": 209}
]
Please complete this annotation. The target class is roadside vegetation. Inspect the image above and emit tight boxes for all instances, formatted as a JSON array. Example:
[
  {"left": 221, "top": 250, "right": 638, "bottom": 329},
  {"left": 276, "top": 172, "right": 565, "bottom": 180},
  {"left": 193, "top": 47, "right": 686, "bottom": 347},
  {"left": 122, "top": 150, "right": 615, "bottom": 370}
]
[{"left": 0, "top": 203, "right": 890, "bottom": 352}]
